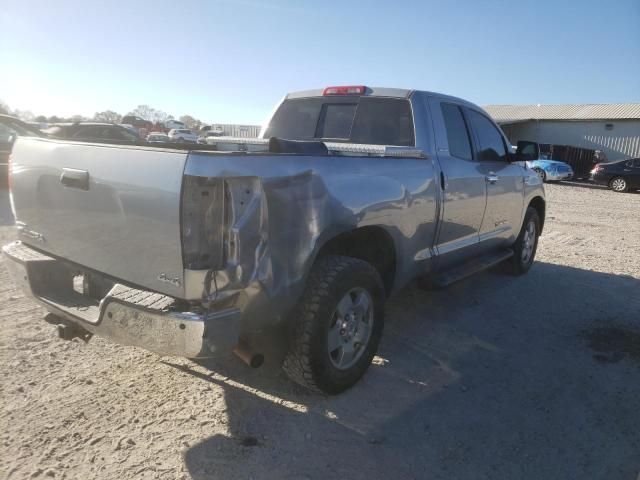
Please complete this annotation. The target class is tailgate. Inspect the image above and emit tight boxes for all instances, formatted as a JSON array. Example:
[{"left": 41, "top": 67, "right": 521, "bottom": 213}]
[{"left": 10, "top": 138, "right": 188, "bottom": 298}]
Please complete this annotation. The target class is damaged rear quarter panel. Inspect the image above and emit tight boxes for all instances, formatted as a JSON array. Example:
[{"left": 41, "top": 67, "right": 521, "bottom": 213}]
[{"left": 184, "top": 152, "right": 438, "bottom": 331}]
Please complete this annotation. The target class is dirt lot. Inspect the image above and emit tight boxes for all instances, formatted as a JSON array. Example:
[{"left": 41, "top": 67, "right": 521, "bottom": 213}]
[{"left": 1, "top": 183, "right": 639, "bottom": 480}]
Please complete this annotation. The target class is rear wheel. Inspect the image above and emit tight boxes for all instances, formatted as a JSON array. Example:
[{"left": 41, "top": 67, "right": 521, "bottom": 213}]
[
  {"left": 610, "top": 177, "right": 628, "bottom": 192},
  {"left": 283, "top": 255, "right": 385, "bottom": 394},
  {"left": 508, "top": 207, "right": 540, "bottom": 275}
]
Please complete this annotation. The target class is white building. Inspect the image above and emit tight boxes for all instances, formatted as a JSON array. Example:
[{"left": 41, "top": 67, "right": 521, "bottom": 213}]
[
  {"left": 207, "top": 123, "right": 261, "bottom": 138},
  {"left": 484, "top": 103, "right": 640, "bottom": 161}
]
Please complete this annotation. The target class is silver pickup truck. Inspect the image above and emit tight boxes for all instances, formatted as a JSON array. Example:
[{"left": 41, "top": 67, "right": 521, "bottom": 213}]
[{"left": 3, "top": 86, "right": 545, "bottom": 394}]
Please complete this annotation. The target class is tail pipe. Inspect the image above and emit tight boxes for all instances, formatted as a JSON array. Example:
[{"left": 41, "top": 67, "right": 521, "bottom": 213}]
[{"left": 233, "top": 339, "right": 264, "bottom": 368}]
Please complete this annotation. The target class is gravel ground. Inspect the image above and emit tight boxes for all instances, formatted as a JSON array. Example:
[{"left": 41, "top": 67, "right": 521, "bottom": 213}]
[{"left": 1, "top": 183, "right": 639, "bottom": 480}]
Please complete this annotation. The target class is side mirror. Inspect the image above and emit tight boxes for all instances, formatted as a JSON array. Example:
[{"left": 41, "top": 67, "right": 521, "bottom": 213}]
[{"left": 514, "top": 140, "right": 539, "bottom": 162}]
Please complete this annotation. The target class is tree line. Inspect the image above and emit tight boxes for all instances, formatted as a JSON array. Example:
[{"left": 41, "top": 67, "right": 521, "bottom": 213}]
[{"left": 0, "top": 99, "right": 204, "bottom": 129}]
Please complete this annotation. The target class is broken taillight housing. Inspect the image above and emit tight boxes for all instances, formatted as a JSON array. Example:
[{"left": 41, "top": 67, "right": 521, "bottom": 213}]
[{"left": 181, "top": 175, "right": 226, "bottom": 270}]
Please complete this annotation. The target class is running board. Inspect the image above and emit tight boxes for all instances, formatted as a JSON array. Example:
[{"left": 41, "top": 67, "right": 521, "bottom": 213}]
[{"left": 431, "top": 249, "right": 514, "bottom": 288}]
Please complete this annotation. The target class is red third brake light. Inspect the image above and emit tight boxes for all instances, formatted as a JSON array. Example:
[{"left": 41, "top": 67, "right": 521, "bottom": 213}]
[{"left": 323, "top": 85, "right": 367, "bottom": 96}]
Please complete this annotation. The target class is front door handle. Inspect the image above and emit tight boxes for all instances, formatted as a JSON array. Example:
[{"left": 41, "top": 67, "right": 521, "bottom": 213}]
[{"left": 486, "top": 174, "right": 499, "bottom": 184}]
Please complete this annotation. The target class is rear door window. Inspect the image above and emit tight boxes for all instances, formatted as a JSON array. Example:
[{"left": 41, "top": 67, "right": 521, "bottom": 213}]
[
  {"left": 440, "top": 103, "right": 472, "bottom": 160},
  {"left": 467, "top": 110, "right": 508, "bottom": 162}
]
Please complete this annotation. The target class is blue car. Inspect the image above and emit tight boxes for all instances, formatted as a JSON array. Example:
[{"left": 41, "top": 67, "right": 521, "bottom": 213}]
[{"left": 526, "top": 159, "right": 574, "bottom": 182}]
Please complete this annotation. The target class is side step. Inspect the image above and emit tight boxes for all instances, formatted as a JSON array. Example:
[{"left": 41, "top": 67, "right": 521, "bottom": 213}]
[{"left": 431, "top": 249, "right": 514, "bottom": 288}]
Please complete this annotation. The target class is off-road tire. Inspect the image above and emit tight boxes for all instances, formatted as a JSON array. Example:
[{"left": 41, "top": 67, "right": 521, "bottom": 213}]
[
  {"left": 282, "top": 255, "right": 385, "bottom": 394},
  {"left": 508, "top": 207, "right": 540, "bottom": 275}
]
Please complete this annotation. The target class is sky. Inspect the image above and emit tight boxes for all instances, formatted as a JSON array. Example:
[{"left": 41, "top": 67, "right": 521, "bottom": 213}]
[{"left": 1, "top": 0, "right": 639, "bottom": 125}]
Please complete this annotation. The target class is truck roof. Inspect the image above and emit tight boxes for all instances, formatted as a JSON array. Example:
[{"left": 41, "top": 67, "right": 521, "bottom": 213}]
[
  {"left": 286, "top": 87, "right": 413, "bottom": 99},
  {"left": 285, "top": 86, "right": 481, "bottom": 110}
]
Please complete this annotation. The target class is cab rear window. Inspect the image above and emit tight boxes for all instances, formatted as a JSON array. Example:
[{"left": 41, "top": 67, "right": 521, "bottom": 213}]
[{"left": 264, "top": 96, "right": 415, "bottom": 146}]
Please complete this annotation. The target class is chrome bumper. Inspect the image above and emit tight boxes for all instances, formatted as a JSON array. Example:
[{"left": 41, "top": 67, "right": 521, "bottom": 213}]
[{"left": 2, "top": 241, "right": 241, "bottom": 358}]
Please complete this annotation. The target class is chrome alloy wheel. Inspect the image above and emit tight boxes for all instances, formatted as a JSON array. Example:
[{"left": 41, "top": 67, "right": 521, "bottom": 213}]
[
  {"left": 521, "top": 219, "right": 536, "bottom": 264},
  {"left": 611, "top": 177, "right": 627, "bottom": 192},
  {"left": 327, "top": 287, "right": 374, "bottom": 370}
]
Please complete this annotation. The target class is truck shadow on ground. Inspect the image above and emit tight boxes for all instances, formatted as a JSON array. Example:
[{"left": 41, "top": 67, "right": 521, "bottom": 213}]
[{"left": 164, "top": 262, "right": 640, "bottom": 479}]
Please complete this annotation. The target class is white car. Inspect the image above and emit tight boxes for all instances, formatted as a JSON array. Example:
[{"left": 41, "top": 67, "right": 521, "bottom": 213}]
[
  {"left": 199, "top": 130, "right": 228, "bottom": 144},
  {"left": 207, "top": 126, "right": 225, "bottom": 136},
  {"left": 164, "top": 120, "right": 187, "bottom": 130},
  {"left": 146, "top": 132, "right": 170, "bottom": 144},
  {"left": 167, "top": 129, "right": 198, "bottom": 143}
]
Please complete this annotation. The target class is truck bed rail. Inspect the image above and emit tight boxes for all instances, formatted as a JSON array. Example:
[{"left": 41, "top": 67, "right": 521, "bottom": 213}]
[{"left": 204, "top": 137, "right": 427, "bottom": 158}]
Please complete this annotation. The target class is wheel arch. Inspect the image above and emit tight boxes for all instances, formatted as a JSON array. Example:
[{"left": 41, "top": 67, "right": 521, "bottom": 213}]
[
  {"left": 528, "top": 196, "right": 546, "bottom": 233},
  {"left": 312, "top": 225, "right": 397, "bottom": 295}
]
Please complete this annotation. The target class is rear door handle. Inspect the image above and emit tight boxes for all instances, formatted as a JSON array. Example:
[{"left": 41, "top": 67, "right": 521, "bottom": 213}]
[
  {"left": 486, "top": 174, "right": 499, "bottom": 184},
  {"left": 60, "top": 168, "right": 89, "bottom": 191}
]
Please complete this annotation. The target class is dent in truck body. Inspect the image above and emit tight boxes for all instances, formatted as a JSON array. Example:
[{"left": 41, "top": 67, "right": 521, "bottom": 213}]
[{"left": 184, "top": 150, "right": 439, "bottom": 332}]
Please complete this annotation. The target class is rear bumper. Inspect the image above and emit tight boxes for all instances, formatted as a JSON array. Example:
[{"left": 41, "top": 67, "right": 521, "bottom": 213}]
[
  {"left": 547, "top": 170, "right": 573, "bottom": 181},
  {"left": 2, "top": 241, "right": 241, "bottom": 358},
  {"left": 589, "top": 172, "right": 610, "bottom": 185}
]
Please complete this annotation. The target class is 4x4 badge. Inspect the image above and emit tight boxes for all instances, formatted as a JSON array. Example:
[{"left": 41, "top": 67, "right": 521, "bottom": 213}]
[{"left": 157, "top": 273, "right": 181, "bottom": 287}]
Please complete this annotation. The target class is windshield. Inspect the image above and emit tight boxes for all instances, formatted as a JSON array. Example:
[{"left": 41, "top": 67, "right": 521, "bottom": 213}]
[{"left": 263, "top": 96, "right": 415, "bottom": 146}]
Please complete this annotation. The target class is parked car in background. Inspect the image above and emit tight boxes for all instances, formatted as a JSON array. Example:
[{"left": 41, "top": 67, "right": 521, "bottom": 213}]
[
  {"left": 121, "top": 115, "right": 153, "bottom": 131},
  {"left": 201, "top": 125, "right": 224, "bottom": 137},
  {"left": 164, "top": 120, "right": 187, "bottom": 131},
  {"left": 167, "top": 128, "right": 198, "bottom": 143},
  {"left": 0, "top": 114, "right": 45, "bottom": 184},
  {"left": 527, "top": 159, "right": 574, "bottom": 182},
  {"left": 199, "top": 130, "right": 226, "bottom": 144},
  {"left": 590, "top": 158, "right": 640, "bottom": 192},
  {"left": 43, "top": 123, "right": 143, "bottom": 145},
  {"left": 146, "top": 132, "right": 171, "bottom": 144}
]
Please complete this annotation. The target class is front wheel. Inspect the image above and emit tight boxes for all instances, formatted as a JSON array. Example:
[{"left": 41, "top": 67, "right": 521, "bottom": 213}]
[
  {"left": 533, "top": 168, "right": 546, "bottom": 182},
  {"left": 283, "top": 255, "right": 385, "bottom": 394},
  {"left": 609, "top": 177, "right": 628, "bottom": 192},
  {"left": 508, "top": 207, "right": 540, "bottom": 275}
]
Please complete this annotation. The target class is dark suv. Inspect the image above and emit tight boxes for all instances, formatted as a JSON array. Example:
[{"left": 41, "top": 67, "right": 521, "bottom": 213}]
[
  {"left": 590, "top": 158, "right": 640, "bottom": 193},
  {"left": 43, "top": 123, "right": 143, "bottom": 145},
  {"left": 121, "top": 115, "right": 153, "bottom": 130}
]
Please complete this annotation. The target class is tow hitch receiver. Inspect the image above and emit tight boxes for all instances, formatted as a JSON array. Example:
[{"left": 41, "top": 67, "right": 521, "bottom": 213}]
[{"left": 45, "top": 314, "right": 93, "bottom": 342}]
